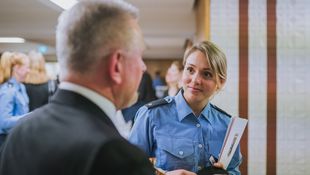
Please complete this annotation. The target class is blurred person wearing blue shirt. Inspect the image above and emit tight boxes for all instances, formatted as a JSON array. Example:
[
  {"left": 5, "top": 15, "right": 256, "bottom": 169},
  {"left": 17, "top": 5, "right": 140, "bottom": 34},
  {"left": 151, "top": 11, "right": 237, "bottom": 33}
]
[
  {"left": 129, "top": 41, "right": 242, "bottom": 175},
  {"left": 152, "top": 70, "right": 165, "bottom": 88},
  {"left": 0, "top": 52, "right": 30, "bottom": 135}
]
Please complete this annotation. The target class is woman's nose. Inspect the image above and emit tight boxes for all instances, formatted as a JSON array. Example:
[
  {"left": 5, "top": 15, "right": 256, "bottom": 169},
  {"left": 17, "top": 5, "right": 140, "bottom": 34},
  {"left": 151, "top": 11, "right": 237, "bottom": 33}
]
[{"left": 192, "top": 72, "right": 202, "bottom": 84}]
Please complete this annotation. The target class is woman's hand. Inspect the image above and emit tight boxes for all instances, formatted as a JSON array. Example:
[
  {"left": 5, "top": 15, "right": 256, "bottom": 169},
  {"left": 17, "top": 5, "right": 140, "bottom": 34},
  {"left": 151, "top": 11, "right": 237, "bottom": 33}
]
[
  {"left": 213, "top": 162, "right": 224, "bottom": 169},
  {"left": 166, "top": 169, "right": 197, "bottom": 175}
]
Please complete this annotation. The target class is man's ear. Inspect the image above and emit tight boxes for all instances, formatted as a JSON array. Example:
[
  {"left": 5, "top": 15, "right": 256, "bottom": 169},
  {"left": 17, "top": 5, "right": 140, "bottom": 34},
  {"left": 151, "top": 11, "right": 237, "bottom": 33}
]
[{"left": 108, "top": 51, "right": 123, "bottom": 85}]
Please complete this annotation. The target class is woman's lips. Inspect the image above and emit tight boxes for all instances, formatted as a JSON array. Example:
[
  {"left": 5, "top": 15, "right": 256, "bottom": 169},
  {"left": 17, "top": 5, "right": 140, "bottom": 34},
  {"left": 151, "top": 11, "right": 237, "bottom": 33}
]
[{"left": 188, "top": 86, "right": 202, "bottom": 93}]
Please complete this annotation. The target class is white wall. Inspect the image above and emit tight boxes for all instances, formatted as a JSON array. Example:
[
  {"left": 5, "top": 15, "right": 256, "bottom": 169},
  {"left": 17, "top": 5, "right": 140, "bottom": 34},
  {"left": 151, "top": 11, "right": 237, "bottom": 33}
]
[
  {"left": 210, "top": 0, "right": 310, "bottom": 174},
  {"left": 277, "top": 0, "right": 310, "bottom": 174}
]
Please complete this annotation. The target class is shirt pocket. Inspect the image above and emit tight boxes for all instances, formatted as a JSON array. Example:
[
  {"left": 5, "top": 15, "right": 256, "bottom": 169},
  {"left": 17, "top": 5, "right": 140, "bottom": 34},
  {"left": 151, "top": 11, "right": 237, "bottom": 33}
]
[
  {"left": 156, "top": 135, "right": 195, "bottom": 171},
  {"left": 208, "top": 140, "right": 222, "bottom": 160}
]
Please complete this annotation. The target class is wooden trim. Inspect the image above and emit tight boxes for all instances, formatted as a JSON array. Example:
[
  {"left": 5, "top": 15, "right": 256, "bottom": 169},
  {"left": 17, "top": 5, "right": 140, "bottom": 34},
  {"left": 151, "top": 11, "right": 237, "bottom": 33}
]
[
  {"left": 267, "top": 0, "right": 277, "bottom": 174},
  {"left": 239, "top": 0, "right": 249, "bottom": 174},
  {"left": 195, "top": 0, "right": 210, "bottom": 41},
  {"left": 205, "top": 0, "right": 210, "bottom": 40}
]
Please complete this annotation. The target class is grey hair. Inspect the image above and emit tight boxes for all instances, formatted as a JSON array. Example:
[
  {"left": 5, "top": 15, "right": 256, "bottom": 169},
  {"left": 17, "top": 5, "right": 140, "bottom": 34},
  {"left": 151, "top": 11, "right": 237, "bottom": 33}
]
[{"left": 56, "top": 0, "right": 139, "bottom": 77}]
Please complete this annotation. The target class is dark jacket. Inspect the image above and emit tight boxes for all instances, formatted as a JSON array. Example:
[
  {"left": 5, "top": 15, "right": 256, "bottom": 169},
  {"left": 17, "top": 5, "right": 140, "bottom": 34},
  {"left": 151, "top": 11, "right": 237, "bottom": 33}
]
[
  {"left": 122, "top": 72, "right": 157, "bottom": 123},
  {"left": 0, "top": 89, "right": 154, "bottom": 175},
  {"left": 24, "top": 80, "right": 58, "bottom": 111},
  {"left": 24, "top": 82, "right": 49, "bottom": 111}
]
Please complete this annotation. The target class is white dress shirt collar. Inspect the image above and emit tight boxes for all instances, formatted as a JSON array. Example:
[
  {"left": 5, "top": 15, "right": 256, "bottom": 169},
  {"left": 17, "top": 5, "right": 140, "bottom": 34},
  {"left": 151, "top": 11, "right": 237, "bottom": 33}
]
[{"left": 59, "top": 82, "right": 116, "bottom": 125}]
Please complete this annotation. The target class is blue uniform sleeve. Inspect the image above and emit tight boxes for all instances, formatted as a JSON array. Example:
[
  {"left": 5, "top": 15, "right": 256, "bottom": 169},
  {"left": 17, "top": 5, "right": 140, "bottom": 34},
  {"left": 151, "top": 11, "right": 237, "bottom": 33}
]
[
  {"left": 226, "top": 144, "right": 242, "bottom": 175},
  {"left": 0, "top": 116, "right": 24, "bottom": 134},
  {"left": 0, "top": 87, "right": 20, "bottom": 134},
  {"left": 129, "top": 106, "right": 154, "bottom": 157},
  {"left": 0, "top": 88, "right": 15, "bottom": 119}
]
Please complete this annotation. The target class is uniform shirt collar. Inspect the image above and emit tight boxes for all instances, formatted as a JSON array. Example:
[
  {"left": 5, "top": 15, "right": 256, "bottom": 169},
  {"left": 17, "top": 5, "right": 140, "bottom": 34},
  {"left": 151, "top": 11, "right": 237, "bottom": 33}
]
[
  {"left": 175, "top": 90, "right": 193, "bottom": 122},
  {"left": 59, "top": 82, "right": 116, "bottom": 123},
  {"left": 8, "top": 77, "right": 24, "bottom": 93},
  {"left": 175, "top": 90, "right": 212, "bottom": 123},
  {"left": 8, "top": 77, "right": 19, "bottom": 87}
]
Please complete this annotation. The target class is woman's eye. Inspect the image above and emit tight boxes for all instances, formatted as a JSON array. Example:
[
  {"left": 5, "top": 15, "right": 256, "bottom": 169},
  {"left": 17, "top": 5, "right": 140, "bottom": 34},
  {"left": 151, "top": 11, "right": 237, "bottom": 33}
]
[
  {"left": 186, "top": 67, "right": 194, "bottom": 73},
  {"left": 204, "top": 71, "right": 213, "bottom": 78}
]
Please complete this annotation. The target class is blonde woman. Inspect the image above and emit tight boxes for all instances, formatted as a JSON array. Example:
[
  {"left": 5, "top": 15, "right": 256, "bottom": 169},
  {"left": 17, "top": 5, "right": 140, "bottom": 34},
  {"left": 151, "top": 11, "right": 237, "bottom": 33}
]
[
  {"left": 24, "top": 51, "right": 56, "bottom": 111},
  {"left": 165, "top": 61, "right": 183, "bottom": 96},
  {"left": 130, "top": 41, "right": 242, "bottom": 175},
  {"left": 25, "top": 51, "right": 49, "bottom": 84},
  {"left": 0, "top": 52, "right": 30, "bottom": 136},
  {"left": 0, "top": 53, "right": 4, "bottom": 84}
]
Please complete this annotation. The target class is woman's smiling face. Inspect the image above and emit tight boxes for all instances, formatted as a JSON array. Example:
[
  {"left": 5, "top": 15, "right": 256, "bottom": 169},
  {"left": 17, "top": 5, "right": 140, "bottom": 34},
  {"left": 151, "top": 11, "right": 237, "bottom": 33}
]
[{"left": 182, "top": 50, "right": 219, "bottom": 106}]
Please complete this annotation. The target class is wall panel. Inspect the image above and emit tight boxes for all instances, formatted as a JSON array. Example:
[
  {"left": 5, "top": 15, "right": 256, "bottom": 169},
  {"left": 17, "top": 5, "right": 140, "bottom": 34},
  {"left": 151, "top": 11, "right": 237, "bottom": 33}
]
[{"left": 248, "top": 0, "right": 267, "bottom": 175}]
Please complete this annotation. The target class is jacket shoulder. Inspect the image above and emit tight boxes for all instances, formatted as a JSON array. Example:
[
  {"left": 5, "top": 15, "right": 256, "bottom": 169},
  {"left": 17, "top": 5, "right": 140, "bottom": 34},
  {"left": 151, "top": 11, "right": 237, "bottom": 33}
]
[
  {"left": 145, "top": 97, "right": 172, "bottom": 109},
  {"left": 1, "top": 82, "right": 13, "bottom": 89},
  {"left": 210, "top": 103, "right": 232, "bottom": 118},
  {"left": 0, "top": 82, "right": 15, "bottom": 95}
]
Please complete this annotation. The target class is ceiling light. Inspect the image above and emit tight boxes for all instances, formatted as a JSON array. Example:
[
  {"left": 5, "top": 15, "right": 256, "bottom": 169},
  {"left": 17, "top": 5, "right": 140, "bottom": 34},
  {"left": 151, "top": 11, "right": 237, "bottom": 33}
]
[
  {"left": 0, "top": 37, "right": 25, "bottom": 43},
  {"left": 49, "top": 0, "right": 77, "bottom": 10}
]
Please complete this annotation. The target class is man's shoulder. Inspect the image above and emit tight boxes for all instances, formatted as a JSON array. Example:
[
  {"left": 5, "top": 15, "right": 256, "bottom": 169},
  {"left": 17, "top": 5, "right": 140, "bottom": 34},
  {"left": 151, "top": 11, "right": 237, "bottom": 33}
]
[
  {"left": 13, "top": 104, "right": 118, "bottom": 143},
  {"left": 93, "top": 138, "right": 155, "bottom": 174}
]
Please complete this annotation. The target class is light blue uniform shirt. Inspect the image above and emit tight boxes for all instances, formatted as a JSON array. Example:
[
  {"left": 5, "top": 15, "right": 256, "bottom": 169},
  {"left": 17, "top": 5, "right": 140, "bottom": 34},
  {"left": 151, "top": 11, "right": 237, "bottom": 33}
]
[
  {"left": 0, "top": 78, "right": 29, "bottom": 134},
  {"left": 129, "top": 90, "right": 242, "bottom": 174}
]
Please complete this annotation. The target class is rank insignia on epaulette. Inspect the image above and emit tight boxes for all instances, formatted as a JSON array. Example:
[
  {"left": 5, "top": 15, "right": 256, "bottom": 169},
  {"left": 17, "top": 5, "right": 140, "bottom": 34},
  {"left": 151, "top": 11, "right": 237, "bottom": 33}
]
[
  {"left": 7, "top": 82, "right": 13, "bottom": 88},
  {"left": 145, "top": 98, "right": 170, "bottom": 109}
]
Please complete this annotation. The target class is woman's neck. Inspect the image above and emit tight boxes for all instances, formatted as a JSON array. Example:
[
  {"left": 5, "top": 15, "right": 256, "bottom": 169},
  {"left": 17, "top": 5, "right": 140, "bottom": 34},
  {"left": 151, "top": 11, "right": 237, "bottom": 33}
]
[
  {"left": 190, "top": 103, "right": 206, "bottom": 116},
  {"left": 186, "top": 98, "right": 209, "bottom": 117},
  {"left": 168, "top": 86, "right": 179, "bottom": 96},
  {"left": 12, "top": 73, "right": 23, "bottom": 82}
]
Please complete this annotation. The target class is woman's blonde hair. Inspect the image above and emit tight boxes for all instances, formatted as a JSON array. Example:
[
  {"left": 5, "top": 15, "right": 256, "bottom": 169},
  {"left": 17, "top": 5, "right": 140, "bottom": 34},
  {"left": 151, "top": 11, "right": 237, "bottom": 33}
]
[
  {"left": 171, "top": 60, "right": 184, "bottom": 72},
  {"left": 0, "top": 53, "right": 3, "bottom": 83},
  {"left": 183, "top": 40, "right": 227, "bottom": 87},
  {"left": 0, "top": 51, "right": 29, "bottom": 83},
  {"left": 24, "top": 51, "right": 49, "bottom": 84}
]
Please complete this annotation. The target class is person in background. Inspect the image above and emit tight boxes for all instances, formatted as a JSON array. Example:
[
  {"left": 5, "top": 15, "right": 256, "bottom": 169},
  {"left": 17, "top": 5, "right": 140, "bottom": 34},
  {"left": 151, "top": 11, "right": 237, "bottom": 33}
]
[
  {"left": 129, "top": 41, "right": 242, "bottom": 174},
  {"left": 139, "top": 71, "right": 158, "bottom": 103},
  {"left": 0, "top": 52, "right": 30, "bottom": 143},
  {"left": 0, "top": 52, "right": 3, "bottom": 85},
  {"left": 0, "top": 1, "right": 192, "bottom": 175},
  {"left": 24, "top": 51, "right": 57, "bottom": 111},
  {"left": 164, "top": 60, "right": 183, "bottom": 96},
  {"left": 122, "top": 71, "right": 157, "bottom": 124},
  {"left": 152, "top": 70, "right": 165, "bottom": 89},
  {"left": 153, "top": 70, "right": 167, "bottom": 99}
]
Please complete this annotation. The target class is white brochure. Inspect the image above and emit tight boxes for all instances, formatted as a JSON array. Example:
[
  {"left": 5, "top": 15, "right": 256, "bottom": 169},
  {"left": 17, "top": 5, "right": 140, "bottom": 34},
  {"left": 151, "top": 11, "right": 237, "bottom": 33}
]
[{"left": 218, "top": 116, "right": 248, "bottom": 169}]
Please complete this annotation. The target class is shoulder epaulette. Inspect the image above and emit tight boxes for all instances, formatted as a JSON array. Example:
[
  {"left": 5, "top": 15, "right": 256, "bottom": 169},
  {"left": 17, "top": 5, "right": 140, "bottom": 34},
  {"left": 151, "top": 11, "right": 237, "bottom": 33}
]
[
  {"left": 7, "top": 82, "right": 13, "bottom": 88},
  {"left": 210, "top": 103, "right": 232, "bottom": 118},
  {"left": 2, "top": 82, "right": 13, "bottom": 89},
  {"left": 145, "top": 98, "right": 170, "bottom": 109}
]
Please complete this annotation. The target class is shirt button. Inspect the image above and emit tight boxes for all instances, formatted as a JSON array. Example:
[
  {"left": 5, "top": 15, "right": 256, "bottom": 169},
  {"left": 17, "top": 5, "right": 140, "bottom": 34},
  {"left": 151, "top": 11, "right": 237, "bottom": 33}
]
[
  {"left": 197, "top": 166, "right": 202, "bottom": 170},
  {"left": 196, "top": 124, "right": 201, "bottom": 128},
  {"left": 198, "top": 144, "right": 203, "bottom": 148},
  {"left": 178, "top": 151, "right": 184, "bottom": 156}
]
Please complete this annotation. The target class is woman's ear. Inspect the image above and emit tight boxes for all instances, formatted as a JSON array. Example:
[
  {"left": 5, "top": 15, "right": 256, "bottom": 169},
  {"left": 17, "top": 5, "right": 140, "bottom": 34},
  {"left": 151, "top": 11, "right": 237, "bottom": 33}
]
[
  {"left": 219, "top": 78, "right": 226, "bottom": 90},
  {"left": 108, "top": 51, "right": 123, "bottom": 85},
  {"left": 217, "top": 78, "right": 226, "bottom": 91}
]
